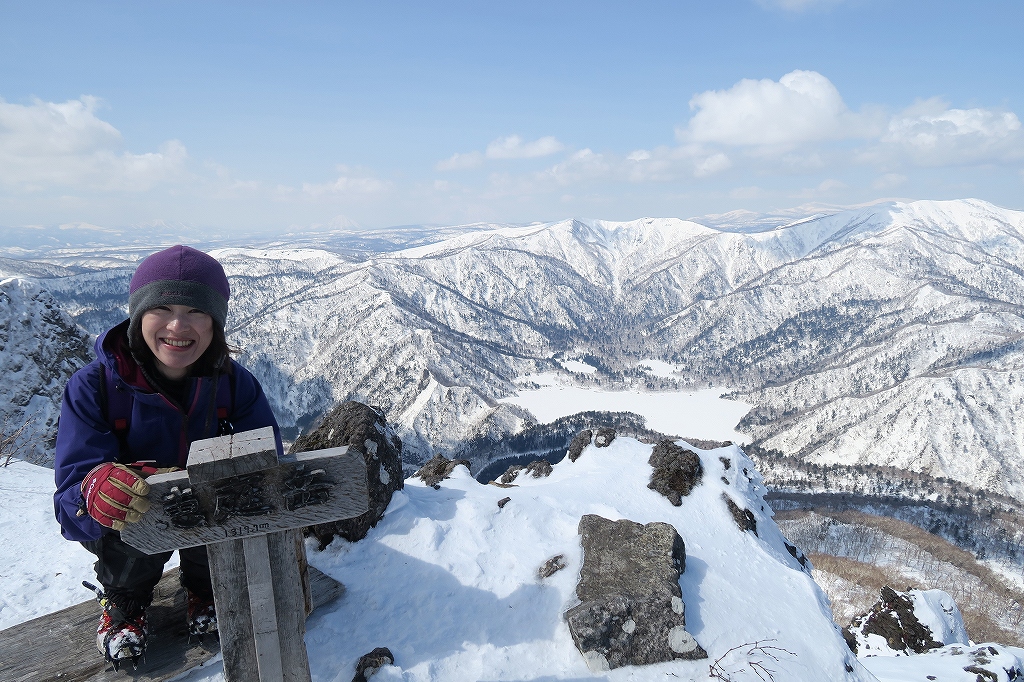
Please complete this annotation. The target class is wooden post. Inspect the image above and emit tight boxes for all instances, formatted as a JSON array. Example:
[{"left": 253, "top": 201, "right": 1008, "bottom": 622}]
[{"left": 121, "top": 427, "right": 368, "bottom": 682}]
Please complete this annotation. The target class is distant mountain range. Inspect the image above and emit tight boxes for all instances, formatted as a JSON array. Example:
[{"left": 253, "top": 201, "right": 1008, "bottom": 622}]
[{"left": 2, "top": 199, "right": 1022, "bottom": 498}]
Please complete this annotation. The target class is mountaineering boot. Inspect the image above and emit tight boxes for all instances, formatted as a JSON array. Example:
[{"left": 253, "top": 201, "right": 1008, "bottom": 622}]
[
  {"left": 95, "top": 590, "right": 148, "bottom": 669},
  {"left": 186, "top": 588, "right": 218, "bottom": 638}
]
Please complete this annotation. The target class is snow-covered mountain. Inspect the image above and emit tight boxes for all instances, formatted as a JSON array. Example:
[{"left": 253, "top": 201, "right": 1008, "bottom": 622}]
[
  {"left": 13, "top": 199, "right": 1024, "bottom": 497},
  {"left": 0, "top": 277, "right": 91, "bottom": 464}
]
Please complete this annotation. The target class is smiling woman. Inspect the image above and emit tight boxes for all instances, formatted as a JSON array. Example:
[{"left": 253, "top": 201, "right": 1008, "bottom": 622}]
[
  {"left": 51, "top": 245, "right": 283, "bottom": 667},
  {"left": 139, "top": 305, "right": 214, "bottom": 380}
]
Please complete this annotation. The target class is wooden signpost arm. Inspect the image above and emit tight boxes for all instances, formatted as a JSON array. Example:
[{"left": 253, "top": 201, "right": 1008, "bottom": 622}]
[{"left": 120, "top": 427, "right": 369, "bottom": 682}]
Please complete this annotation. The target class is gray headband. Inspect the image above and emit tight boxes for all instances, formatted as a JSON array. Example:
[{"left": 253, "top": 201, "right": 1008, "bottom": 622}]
[{"left": 127, "top": 279, "right": 229, "bottom": 344}]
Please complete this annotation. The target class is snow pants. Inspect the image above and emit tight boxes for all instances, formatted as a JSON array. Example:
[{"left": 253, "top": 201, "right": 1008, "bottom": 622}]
[{"left": 82, "top": 532, "right": 213, "bottom": 606}]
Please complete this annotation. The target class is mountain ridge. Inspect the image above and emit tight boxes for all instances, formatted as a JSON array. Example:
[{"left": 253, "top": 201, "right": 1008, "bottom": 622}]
[{"left": 3, "top": 198, "right": 1022, "bottom": 498}]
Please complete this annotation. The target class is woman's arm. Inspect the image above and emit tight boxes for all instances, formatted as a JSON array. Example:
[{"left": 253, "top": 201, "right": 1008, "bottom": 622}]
[{"left": 53, "top": 362, "right": 122, "bottom": 542}]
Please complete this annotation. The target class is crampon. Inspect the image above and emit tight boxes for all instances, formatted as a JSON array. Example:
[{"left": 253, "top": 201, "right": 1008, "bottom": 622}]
[
  {"left": 186, "top": 588, "right": 218, "bottom": 641},
  {"left": 83, "top": 581, "right": 149, "bottom": 671}
]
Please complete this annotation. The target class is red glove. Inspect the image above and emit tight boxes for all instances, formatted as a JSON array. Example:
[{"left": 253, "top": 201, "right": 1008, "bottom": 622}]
[{"left": 79, "top": 462, "right": 152, "bottom": 530}]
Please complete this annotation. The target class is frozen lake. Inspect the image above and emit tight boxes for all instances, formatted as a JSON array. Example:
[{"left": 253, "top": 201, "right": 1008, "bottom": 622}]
[{"left": 500, "top": 373, "right": 752, "bottom": 443}]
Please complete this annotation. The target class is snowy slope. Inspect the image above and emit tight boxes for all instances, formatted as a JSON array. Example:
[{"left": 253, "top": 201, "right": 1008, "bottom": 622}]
[
  {"left": 0, "top": 460, "right": 99, "bottom": 628},
  {"left": 5, "top": 437, "right": 1024, "bottom": 680},
  {"left": 0, "top": 437, "right": 868, "bottom": 681},
  {"left": 297, "top": 437, "right": 868, "bottom": 682}
]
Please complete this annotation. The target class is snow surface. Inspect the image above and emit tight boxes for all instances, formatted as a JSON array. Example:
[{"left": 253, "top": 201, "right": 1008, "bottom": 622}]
[
  {"left": 557, "top": 359, "right": 598, "bottom": 375},
  {"left": 502, "top": 373, "right": 752, "bottom": 443},
  {"left": 861, "top": 644, "right": 1024, "bottom": 682},
  {"left": 4, "top": 441, "right": 1022, "bottom": 681},
  {"left": 636, "top": 359, "right": 681, "bottom": 379},
  {"left": 909, "top": 590, "right": 970, "bottom": 648},
  {"left": 0, "top": 460, "right": 180, "bottom": 629}
]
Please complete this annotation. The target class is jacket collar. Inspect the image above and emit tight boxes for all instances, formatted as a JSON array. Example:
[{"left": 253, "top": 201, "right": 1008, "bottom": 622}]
[{"left": 95, "top": 320, "right": 153, "bottom": 392}]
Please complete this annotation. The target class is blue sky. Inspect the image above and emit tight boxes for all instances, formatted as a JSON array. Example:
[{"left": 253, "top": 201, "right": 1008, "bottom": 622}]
[{"left": 1, "top": 0, "right": 1022, "bottom": 235}]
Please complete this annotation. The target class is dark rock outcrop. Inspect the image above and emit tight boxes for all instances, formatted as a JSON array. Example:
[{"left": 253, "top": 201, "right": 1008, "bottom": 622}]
[
  {"left": 538, "top": 554, "right": 566, "bottom": 579},
  {"left": 351, "top": 646, "right": 394, "bottom": 681},
  {"left": 292, "top": 401, "right": 404, "bottom": 547},
  {"left": 568, "top": 429, "right": 593, "bottom": 462},
  {"left": 499, "top": 464, "right": 524, "bottom": 484},
  {"left": 784, "top": 541, "right": 809, "bottom": 569},
  {"left": 499, "top": 459, "right": 553, "bottom": 483},
  {"left": 525, "top": 459, "right": 553, "bottom": 477},
  {"left": 565, "top": 515, "right": 706, "bottom": 671},
  {"left": 722, "top": 494, "right": 758, "bottom": 535},
  {"left": 851, "top": 586, "right": 943, "bottom": 654},
  {"left": 412, "top": 454, "right": 471, "bottom": 488},
  {"left": 648, "top": 440, "right": 703, "bottom": 505},
  {"left": 594, "top": 427, "right": 616, "bottom": 447}
]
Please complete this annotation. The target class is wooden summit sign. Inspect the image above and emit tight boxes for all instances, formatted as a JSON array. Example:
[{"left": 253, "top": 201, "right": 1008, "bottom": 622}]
[{"left": 121, "top": 426, "right": 369, "bottom": 682}]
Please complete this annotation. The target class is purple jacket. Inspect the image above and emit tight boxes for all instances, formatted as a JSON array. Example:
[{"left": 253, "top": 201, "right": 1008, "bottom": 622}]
[{"left": 54, "top": 321, "right": 283, "bottom": 542}]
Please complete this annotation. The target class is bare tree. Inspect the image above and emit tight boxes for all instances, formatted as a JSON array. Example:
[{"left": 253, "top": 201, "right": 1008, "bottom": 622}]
[
  {"left": 0, "top": 413, "right": 32, "bottom": 467},
  {"left": 708, "top": 640, "right": 796, "bottom": 682}
]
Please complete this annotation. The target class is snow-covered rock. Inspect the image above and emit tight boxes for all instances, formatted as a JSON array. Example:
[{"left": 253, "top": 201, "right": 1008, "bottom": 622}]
[
  {"left": 849, "top": 586, "right": 969, "bottom": 657},
  {"left": 0, "top": 277, "right": 91, "bottom": 465},
  {"left": 293, "top": 436, "right": 867, "bottom": 681}
]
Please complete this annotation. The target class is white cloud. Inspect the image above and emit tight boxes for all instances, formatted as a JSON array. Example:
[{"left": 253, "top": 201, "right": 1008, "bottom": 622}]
[
  {"left": 436, "top": 135, "right": 565, "bottom": 172},
  {"left": 538, "top": 149, "right": 609, "bottom": 186},
  {"left": 436, "top": 151, "right": 484, "bottom": 171},
  {"left": 58, "top": 221, "right": 118, "bottom": 233},
  {"left": 694, "top": 152, "right": 732, "bottom": 177},
  {"left": 0, "top": 96, "right": 188, "bottom": 191},
  {"left": 869, "top": 98, "right": 1023, "bottom": 166},
  {"left": 873, "top": 173, "right": 907, "bottom": 190},
  {"left": 791, "top": 178, "right": 846, "bottom": 199},
  {"left": 730, "top": 186, "right": 767, "bottom": 200},
  {"left": 301, "top": 165, "right": 390, "bottom": 197},
  {"left": 681, "top": 70, "right": 879, "bottom": 149},
  {"left": 624, "top": 144, "right": 710, "bottom": 183},
  {"left": 486, "top": 135, "right": 564, "bottom": 159},
  {"left": 674, "top": 70, "right": 1022, "bottom": 184}
]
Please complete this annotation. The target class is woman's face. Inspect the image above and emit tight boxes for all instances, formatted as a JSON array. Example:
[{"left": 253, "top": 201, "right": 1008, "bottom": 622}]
[{"left": 140, "top": 304, "right": 214, "bottom": 380}]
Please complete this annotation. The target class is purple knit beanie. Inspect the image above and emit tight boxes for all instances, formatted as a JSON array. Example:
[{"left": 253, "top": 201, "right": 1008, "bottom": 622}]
[{"left": 127, "top": 245, "right": 230, "bottom": 340}]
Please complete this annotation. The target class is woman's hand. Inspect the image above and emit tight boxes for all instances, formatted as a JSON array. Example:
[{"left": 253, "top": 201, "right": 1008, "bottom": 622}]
[{"left": 79, "top": 463, "right": 152, "bottom": 530}]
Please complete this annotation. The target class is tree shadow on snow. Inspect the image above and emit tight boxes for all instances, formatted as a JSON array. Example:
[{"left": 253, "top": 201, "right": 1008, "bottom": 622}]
[{"left": 307, "top": 541, "right": 565, "bottom": 673}]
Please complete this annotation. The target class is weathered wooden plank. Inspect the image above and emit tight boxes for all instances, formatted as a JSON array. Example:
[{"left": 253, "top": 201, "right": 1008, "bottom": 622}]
[
  {"left": 186, "top": 426, "right": 279, "bottom": 483},
  {"left": 269, "top": 529, "right": 312, "bottom": 682},
  {"left": 297, "top": 530, "right": 313, "bottom": 617},
  {"left": 0, "top": 566, "right": 343, "bottom": 682},
  {"left": 243, "top": 534, "right": 285, "bottom": 681},
  {"left": 121, "top": 448, "right": 368, "bottom": 554},
  {"left": 208, "top": 539, "right": 257, "bottom": 682},
  {"left": 308, "top": 562, "right": 345, "bottom": 611}
]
